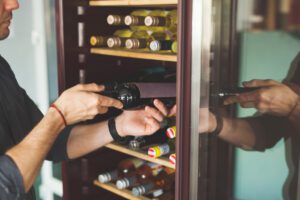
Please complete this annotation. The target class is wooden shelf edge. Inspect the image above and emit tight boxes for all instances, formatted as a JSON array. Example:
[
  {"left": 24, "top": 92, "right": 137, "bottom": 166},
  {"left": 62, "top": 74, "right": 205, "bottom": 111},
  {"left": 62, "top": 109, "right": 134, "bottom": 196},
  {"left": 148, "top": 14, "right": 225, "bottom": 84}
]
[
  {"left": 90, "top": 48, "right": 177, "bottom": 62},
  {"left": 89, "top": 0, "right": 177, "bottom": 6},
  {"left": 105, "top": 143, "right": 176, "bottom": 169},
  {"left": 94, "top": 180, "right": 152, "bottom": 200}
]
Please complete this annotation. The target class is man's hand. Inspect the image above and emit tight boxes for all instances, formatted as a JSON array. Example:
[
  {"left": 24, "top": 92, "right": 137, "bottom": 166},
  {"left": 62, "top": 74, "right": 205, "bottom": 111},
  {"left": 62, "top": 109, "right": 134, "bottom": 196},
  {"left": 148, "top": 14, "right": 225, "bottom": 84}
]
[
  {"left": 54, "top": 83, "right": 123, "bottom": 125},
  {"left": 115, "top": 100, "right": 168, "bottom": 137},
  {"left": 224, "top": 79, "right": 299, "bottom": 116}
]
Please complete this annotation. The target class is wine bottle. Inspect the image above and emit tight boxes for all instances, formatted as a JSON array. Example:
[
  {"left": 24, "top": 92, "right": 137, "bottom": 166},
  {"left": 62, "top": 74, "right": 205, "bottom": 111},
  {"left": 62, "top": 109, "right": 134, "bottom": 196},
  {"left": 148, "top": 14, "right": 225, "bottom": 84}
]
[
  {"left": 90, "top": 36, "right": 109, "bottom": 47},
  {"left": 101, "top": 82, "right": 176, "bottom": 109},
  {"left": 217, "top": 87, "right": 261, "bottom": 98},
  {"left": 171, "top": 40, "right": 177, "bottom": 53},
  {"left": 131, "top": 167, "right": 175, "bottom": 196},
  {"left": 124, "top": 9, "right": 151, "bottom": 31},
  {"left": 147, "top": 138, "right": 175, "bottom": 158},
  {"left": 116, "top": 162, "right": 164, "bottom": 189},
  {"left": 149, "top": 40, "right": 174, "bottom": 52},
  {"left": 107, "top": 29, "right": 133, "bottom": 48},
  {"left": 152, "top": 191, "right": 174, "bottom": 200},
  {"left": 169, "top": 153, "right": 176, "bottom": 165},
  {"left": 147, "top": 189, "right": 164, "bottom": 198},
  {"left": 129, "top": 128, "right": 168, "bottom": 150},
  {"left": 144, "top": 10, "right": 177, "bottom": 32},
  {"left": 166, "top": 126, "right": 176, "bottom": 139},
  {"left": 98, "top": 158, "right": 145, "bottom": 183},
  {"left": 107, "top": 15, "right": 126, "bottom": 26},
  {"left": 125, "top": 30, "right": 168, "bottom": 50}
]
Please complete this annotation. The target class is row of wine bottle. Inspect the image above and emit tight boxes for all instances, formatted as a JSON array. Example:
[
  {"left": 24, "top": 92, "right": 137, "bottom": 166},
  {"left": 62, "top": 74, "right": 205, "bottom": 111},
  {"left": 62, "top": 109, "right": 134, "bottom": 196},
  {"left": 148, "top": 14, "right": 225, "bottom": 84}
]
[
  {"left": 107, "top": 9, "right": 177, "bottom": 32},
  {"left": 147, "top": 126, "right": 176, "bottom": 166},
  {"left": 90, "top": 29, "right": 177, "bottom": 53},
  {"left": 147, "top": 126, "right": 176, "bottom": 158},
  {"left": 98, "top": 158, "right": 175, "bottom": 197}
]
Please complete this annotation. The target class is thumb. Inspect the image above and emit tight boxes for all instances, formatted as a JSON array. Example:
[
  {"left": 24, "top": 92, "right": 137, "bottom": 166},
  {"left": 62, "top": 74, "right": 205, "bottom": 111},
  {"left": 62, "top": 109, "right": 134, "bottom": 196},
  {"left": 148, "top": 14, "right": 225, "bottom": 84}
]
[
  {"left": 242, "top": 79, "right": 279, "bottom": 88},
  {"left": 73, "top": 83, "right": 105, "bottom": 92}
]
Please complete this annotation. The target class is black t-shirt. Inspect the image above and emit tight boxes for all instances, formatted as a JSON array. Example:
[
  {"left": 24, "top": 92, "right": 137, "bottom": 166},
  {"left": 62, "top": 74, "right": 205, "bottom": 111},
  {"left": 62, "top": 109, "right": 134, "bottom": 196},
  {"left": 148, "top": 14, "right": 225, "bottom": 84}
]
[
  {"left": 0, "top": 55, "right": 72, "bottom": 199},
  {"left": 252, "top": 52, "right": 300, "bottom": 200}
]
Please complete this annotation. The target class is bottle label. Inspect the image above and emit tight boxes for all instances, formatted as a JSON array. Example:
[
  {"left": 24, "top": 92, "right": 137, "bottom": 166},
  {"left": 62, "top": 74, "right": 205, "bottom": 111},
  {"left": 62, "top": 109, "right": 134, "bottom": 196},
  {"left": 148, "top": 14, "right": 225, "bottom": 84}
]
[
  {"left": 148, "top": 144, "right": 170, "bottom": 158},
  {"left": 166, "top": 126, "right": 176, "bottom": 138},
  {"left": 169, "top": 154, "right": 176, "bottom": 165}
]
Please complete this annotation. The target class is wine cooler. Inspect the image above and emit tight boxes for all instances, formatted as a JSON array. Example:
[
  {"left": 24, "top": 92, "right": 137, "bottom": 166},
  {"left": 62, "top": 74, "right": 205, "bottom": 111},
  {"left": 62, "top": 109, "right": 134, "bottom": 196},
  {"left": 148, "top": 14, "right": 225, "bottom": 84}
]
[{"left": 55, "top": 0, "right": 235, "bottom": 199}]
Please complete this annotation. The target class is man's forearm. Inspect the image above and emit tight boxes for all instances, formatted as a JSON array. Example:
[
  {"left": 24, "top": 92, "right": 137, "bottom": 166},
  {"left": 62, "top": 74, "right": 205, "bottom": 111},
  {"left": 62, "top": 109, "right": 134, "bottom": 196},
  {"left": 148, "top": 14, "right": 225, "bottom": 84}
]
[
  {"left": 288, "top": 97, "right": 300, "bottom": 131},
  {"left": 217, "top": 117, "right": 263, "bottom": 150},
  {"left": 5, "top": 108, "right": 64, "bottom": 192},
  {"left": 66, "top": 121, "right": 113, "bottom": 159}
]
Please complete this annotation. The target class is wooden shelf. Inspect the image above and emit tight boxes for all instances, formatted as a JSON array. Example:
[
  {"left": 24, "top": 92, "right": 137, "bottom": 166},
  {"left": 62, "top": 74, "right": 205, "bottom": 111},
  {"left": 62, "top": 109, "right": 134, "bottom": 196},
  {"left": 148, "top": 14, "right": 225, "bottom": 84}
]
[
  {"left": 89, "top": 0, "right": 177, "bottom": 6},
  {"left": 94, "top": 180, "right": 152, "bottom": 200},
  {"left": 90, "top": 48, "right": 177, "bottom": 62},
  {"left": 105, "top": 143, "right": 175, "bottom": 169}
]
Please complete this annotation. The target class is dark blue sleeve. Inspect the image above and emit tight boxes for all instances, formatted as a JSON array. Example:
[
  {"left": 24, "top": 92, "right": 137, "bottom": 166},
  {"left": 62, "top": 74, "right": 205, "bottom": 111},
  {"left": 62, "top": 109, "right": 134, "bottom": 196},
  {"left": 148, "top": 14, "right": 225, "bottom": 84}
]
[
  {"left": 252, "top": 115, "right": 292, "bottom": 151},
  {"left": 0, "top": 155, "right": 26, "bottom": 200}
]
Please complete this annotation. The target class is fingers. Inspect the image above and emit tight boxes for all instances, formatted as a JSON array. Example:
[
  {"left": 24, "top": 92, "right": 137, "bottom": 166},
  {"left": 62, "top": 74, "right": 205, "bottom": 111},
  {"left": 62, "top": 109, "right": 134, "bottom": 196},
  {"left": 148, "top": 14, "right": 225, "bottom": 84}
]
[
  {"left": 224, "top": 89, "right": 259, "bottom": 105},
  {"left": 73, "top": 83, "right": 105, "bottom": 92},
  {"left": 144, "top": 117, "right": 161, "bottom": 134},
  {"left": 169, "top": 105, "right": 177, "bottom": 116},
  {"left": 243, "top": 79, "right": 279, "bottom": 88},
  {"left": 153, "top": 99, "right": 168, "bottom": 116},
  {"left": 96, "top": 94, "right": 123, "bottom": 109},
  {"left": 145, "top": 106, "right": 164, "bottom": 122},
  {"left": 97, "top": 107, "right": 109, "bottom": 114}
]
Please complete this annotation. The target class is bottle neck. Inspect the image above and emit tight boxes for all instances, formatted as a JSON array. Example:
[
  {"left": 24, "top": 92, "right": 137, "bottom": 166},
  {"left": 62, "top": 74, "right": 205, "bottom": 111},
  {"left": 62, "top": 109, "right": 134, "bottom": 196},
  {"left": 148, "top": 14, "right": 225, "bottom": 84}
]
[
  {"left": 125, "top": 15, "right": 145, "bottom": 26},
  {"left": 90, "top": 36, "right": 108, "bottom": 46},
  {"left": 132, "top": 182, "right": 155, "bottom": 196},
  {"left": 145, "top": 16, "right": 167, "bottom": 26},
  {"left": 107, "top": 37, "right": 126, "bottom": 48},
  {"left": 107, "top": 15, "right": 125, "bottom": 25},
  {"left": 125, "top": 38, "right": 148, "bottom": 49},
  {"left": 150, "top": 40, "right": 173, "bottom": 51},
  {"left": 98, "top": 169, "right": 118, "bottom": 183}
]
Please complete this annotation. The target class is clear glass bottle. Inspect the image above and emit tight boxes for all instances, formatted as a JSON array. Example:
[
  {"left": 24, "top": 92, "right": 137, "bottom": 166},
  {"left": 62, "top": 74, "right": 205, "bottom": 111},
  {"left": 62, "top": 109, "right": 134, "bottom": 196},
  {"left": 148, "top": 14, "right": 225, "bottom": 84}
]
[
  {"left": 98, "top": 158, "right": 145, "bottom": 183},
  {"left": 116, "top": 162, "right": 164, "bottom": 189},
  {"left": 131, "top": 167, "right": 175, "bottom": 196}
]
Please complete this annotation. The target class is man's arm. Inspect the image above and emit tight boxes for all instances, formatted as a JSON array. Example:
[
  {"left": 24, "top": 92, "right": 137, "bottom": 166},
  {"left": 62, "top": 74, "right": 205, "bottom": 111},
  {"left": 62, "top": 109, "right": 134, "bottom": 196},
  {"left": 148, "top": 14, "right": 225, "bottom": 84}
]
[
  {"left": 288, "top": 98, "right": 300, "bottom": 131},
  {"left": 209, "top": 113, "right": 286, "bottom": 150},
  {"left": 3, "top": 83, "right": 123, "bottom": 193},
  {"left": 5, "top": 108, "right": 64, "bottom": 192},
  {"left": 66, "top": 103, "right": 165, "bottom": 159}
]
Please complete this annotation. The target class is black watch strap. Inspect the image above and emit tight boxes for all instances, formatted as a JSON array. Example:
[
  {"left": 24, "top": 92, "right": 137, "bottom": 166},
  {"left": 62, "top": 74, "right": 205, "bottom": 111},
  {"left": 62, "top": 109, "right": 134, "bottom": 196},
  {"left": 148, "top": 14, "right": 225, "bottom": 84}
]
[{"left": 108, "top": 118, "right": 132, "bottom": 144}]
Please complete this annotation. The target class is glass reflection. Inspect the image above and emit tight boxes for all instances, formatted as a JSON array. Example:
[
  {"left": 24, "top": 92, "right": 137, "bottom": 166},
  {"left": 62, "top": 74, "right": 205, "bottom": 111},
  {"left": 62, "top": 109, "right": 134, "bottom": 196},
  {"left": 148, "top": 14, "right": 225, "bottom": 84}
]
[{"left": 203, "top": 0, "right": 300, "bottom": 199}]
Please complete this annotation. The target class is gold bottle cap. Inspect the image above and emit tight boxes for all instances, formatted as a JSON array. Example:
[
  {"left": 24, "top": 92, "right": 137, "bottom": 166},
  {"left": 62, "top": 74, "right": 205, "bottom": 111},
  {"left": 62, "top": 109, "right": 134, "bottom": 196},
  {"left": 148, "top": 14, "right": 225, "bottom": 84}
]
[{"left": 90, "top": 36, "right": 97, "bottom": 46}]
